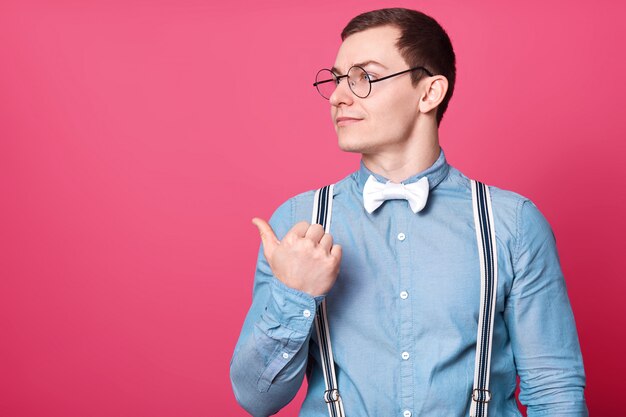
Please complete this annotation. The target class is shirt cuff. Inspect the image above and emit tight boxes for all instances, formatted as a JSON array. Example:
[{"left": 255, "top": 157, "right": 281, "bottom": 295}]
[{"left": 266, "top": 277, "right": 320, "bottom": 333}]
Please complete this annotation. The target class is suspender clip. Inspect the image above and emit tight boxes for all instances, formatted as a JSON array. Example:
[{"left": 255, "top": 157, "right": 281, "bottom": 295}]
[
  {"left": 472, "top": 388, "right": 492, "bottom": 403},
  {"left": 324, "top": 389, "right": 341, "bottom": 403}
]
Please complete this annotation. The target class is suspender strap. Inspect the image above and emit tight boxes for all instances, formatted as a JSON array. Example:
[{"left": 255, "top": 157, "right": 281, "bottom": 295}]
[
  {"left": 311, "top": 184, "right": 345, "bottom": 417},
  {"left": 469, "top": 180, "right": 499, "bottom": 417}
]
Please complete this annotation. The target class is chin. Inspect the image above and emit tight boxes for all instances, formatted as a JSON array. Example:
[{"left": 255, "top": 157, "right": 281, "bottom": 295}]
[
  {"left": 337, "top": 134, "right": 364, "bottom": 153},
  {"left": 338, "top": 145, "right": 363, "bottom": 153},
  {"left": 338, "top": 141, "right": 371, "bottom": 154}
]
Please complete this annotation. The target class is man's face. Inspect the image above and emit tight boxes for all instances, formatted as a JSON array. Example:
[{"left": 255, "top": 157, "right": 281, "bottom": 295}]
[{"left": 330, "top": 25, "right": 425, "bottom": 155}]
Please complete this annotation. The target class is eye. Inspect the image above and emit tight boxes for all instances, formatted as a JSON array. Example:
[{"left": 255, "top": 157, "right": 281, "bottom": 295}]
[{"left": 364, "top": 72, "right": 377, "bottom": 81}]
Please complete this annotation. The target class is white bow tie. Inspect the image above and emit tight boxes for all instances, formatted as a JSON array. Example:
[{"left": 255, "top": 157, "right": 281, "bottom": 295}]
[{"left": 363, "top": 174, "right": 430, "bottom": 214}]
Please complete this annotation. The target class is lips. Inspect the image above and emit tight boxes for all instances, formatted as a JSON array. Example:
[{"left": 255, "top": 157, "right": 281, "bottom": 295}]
[{"left": 336, "top": 117, "right": 363, "bottom": 126}]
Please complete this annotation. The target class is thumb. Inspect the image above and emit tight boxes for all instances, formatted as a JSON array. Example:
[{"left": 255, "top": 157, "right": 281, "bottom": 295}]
[{"left": 252, "top": 217, "right": 280, "bottom": 258}]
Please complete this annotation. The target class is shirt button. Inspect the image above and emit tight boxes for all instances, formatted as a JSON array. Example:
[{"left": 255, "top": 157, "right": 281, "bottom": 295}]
[
  {"left": 282, "top": 352, "right": 289, "bottom": 359},
  {"left": 401, "top": 351, "right": 410, "bottom": 360},
  {"left": 403, "top": 410, "right": 412, "bottom": 417},
  {"left": 397, "top": 232, "right": 406, "bottom": 241},
  {"left": 400, "top": 291, "right": 409, "bottom": 299},
  {"left": 303, "top": 309, "right": 311, "bottom": 318}
]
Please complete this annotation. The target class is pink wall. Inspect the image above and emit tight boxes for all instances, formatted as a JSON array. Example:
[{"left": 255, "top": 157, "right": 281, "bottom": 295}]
[{"left": 1, "top": 0, "right": 624, "bottom": 415}]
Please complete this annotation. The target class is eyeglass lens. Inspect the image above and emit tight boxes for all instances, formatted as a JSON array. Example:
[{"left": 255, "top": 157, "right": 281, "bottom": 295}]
[{"left": 315, "top": 66, "right": 371, "bottom": 99}]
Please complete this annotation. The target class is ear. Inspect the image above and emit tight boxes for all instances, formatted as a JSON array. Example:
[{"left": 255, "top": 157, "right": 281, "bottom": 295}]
[{"left": 418, "top": 75, "right": 448, "bottom": 114}]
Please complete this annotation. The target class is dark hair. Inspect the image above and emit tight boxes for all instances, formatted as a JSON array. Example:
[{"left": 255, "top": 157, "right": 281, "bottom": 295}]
[{"left": 341, "top": 8, "right": 456, "bottom": 126}]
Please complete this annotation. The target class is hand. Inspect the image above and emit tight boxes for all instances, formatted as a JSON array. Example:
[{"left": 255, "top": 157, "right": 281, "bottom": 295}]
[{"left": 252, "top": 218, "right": 342, "bottom": 297}]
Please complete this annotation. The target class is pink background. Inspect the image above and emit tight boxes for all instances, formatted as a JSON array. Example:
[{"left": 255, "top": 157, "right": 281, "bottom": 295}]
[{"left": 1, "top": 0, "right": 624, "bottom": 415}]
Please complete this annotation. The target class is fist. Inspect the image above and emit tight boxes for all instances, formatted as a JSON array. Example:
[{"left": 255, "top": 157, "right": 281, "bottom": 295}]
[{"left": 252, "top": 218, "right": 342, "bottom": 297}]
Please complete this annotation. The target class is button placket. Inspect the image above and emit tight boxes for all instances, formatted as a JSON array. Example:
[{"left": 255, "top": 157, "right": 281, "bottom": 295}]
[{"left": 395, "top": 208, "right": 415, "bottom": 416}]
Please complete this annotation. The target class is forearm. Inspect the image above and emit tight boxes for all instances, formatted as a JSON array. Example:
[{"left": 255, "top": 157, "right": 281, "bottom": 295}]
[
  {"left": 230, "top": 277, "right": 320, "bottom": 416},
  {"left": 230, "top": 330, "right": 311, "bottom": 417},
  {"left": 514, "top": 299, "right": 588, "bottom": 416},
  {"left": 523, "top": 385, "right": 588, "bottom": 417}
]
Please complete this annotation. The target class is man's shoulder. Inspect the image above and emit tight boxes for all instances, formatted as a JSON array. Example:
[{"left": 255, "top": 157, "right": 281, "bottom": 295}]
[
  {"left": 447, "top": 165, "right": 530, "bottom": 208},
  {"left": 269, "top": 171, "right": 355, "bottom": 226},
  {"left": 447, "top": 165, "right": 540, "bottom": 245},
  {"left": 487, "top": 182, "right": 531, "bottom": 211}
]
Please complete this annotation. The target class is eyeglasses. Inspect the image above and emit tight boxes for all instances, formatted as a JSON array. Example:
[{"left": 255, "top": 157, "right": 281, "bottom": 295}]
[{"left": 313, "top": 65, "right": 434, "bottom": 100}]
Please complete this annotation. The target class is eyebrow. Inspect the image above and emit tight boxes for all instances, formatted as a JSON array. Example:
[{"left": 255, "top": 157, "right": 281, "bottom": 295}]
[{"left": 331, "top": 60, "right": 388, "bottom": 75}]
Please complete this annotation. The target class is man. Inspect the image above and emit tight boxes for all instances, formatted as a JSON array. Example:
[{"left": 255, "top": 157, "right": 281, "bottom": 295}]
[{"left": 230, "top": 8, "right": 587, "bottom": 417}]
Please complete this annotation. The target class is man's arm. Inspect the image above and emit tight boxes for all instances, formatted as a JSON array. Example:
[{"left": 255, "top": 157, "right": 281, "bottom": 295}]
[
  {"left": 504, "top": 199, "right": 588, "bottom": 417},
  {"left": 230, "top": 198, "right": 341, "bottom": 416}
]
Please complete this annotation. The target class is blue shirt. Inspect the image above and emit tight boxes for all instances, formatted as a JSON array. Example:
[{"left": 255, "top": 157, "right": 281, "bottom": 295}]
[{"left": 230, "top": 147, "right": 588, "bottom": 417}]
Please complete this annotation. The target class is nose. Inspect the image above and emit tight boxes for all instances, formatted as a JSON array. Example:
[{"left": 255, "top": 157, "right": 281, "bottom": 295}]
[{"left": 329, "top": 77, "right": 354, "bottom": 107}]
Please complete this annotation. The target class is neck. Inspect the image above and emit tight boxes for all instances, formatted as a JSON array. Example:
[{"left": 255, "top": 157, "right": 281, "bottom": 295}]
[{"left": 361, "top": 120, "right": 441, "bottom": 183}]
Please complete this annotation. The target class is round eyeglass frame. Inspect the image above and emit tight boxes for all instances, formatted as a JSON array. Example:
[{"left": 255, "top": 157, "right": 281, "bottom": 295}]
[{"left": 313, "top": 65, "right": 435, "bottom": 100}]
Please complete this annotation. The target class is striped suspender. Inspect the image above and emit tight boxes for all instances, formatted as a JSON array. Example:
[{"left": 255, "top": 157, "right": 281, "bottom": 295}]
[
  {"left": 311, "top": 184, "right": 346, "bottom": 417},
  {"left": 310, "top": 181, "right": 497, "bottom": 417},
  {"left": 469, "top": 180, "right": 499, "bottom": 417}
]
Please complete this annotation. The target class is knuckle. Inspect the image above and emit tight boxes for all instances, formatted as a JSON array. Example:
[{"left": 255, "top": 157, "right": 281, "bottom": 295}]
[
  {"left": 299, "top": 238, "right": 315, "bottom": 250},
  {"left": 322, "top": 252, "right": 335, "bottom": 265}
]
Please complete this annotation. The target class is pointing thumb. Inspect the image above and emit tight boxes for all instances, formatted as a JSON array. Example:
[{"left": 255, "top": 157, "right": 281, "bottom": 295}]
[{"left": 252, "top": 217, "right": 280, "bottom": 258}]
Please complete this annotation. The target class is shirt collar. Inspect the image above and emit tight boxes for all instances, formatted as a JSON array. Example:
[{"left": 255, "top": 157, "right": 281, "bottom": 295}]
[{"left": 355, "top": 146, "right": 450, "bottom": 192}]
